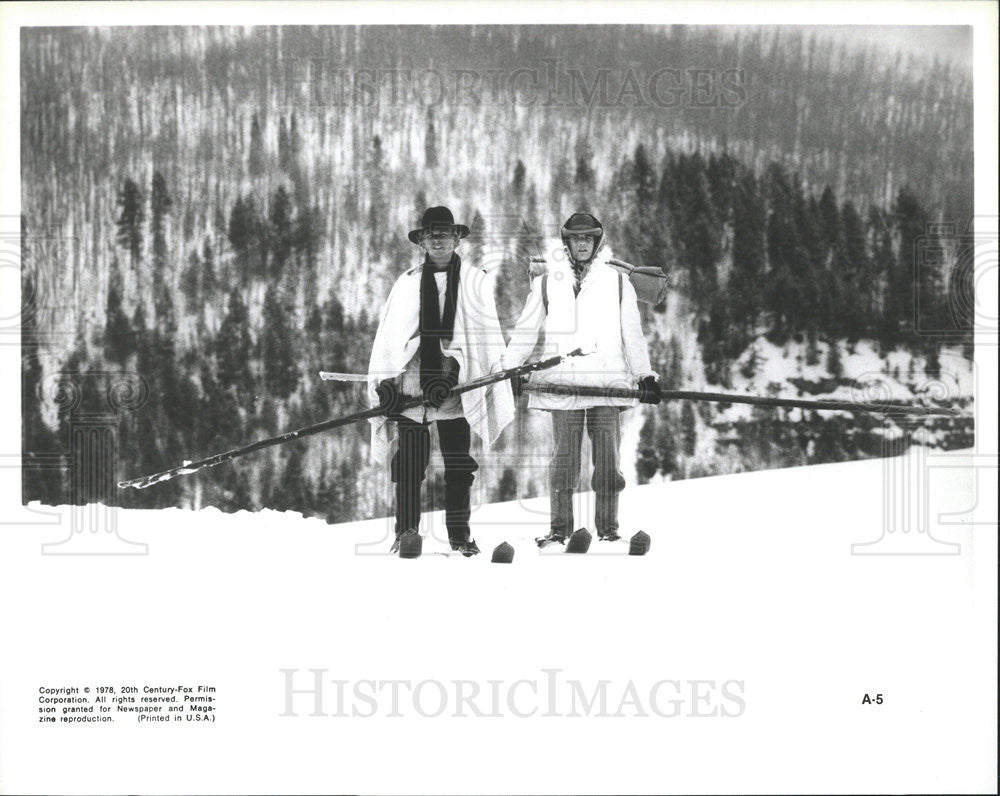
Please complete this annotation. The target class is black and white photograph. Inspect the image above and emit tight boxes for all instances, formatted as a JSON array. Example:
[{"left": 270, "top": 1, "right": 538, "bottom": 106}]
[{"left": 1, "top": 1, "right": 997, "bottom": 794}]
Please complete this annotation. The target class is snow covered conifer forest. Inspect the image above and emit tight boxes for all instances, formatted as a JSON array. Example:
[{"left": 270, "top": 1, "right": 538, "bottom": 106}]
[{"left": 20, "top": 26, "right": 975, "bottom": 521}]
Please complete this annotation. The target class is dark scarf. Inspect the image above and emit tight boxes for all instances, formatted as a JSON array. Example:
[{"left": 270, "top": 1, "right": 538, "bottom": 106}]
[{"left": 419, "top": 252, "right": 461, "bottom": 393}]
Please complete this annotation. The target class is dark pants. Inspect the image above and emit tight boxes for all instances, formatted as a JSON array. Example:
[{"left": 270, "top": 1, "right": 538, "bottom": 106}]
[
  {"left": 549, "top": 407, "right": 626, "bottom": 535},
  {"left": 390, "top": 417, "right": 478, "bottom": 543}
]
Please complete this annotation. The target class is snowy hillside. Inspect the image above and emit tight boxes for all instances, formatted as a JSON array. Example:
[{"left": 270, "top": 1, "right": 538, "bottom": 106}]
[{"left": 3, "top": 452, "right": 994, "bottom": 794}]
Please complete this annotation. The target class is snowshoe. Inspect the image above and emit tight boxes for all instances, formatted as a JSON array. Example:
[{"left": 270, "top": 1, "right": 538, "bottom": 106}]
[
  {"left": 565, "top": 528, "right": 592, "bottom": 554},
  {"left": 628, "top": 531, "right": 651, "bottom": 556},
  {"left": 393, "top": 529, "right": 422, "bottom": 559},
  {"left": 450, "top": 539, "right": 481, "bottom": 557},
  {"left": 535, "top": 531, "right": 567, "bottom": 548}
]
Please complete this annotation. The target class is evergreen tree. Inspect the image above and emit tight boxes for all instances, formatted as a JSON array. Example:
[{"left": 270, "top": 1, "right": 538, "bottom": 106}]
[
  {"left": 893, "top": 186, "right": 930, "bottom": 342},
  {"left": 680, "top": 400, "right": 697, "bottom": 457},
  {"left": 729, "top": 174, "right": 766, "bottom": 342},
  {"left": 840, "top": 200, "right": 870, "bottom": 338},
  {"left": 272, "top": 447, "right": 312, "bottom": 514},
  {"left": 826, "top": 339, "right": 844, "bottom": 378},
  {"left": 201, "top": 237, "right": 217, "bottom": 300},
  {"left": 636, "top": 413, "right": 659, "bottom": 484},
  {"left": 181, "top": 248, "right": 202, "bottom": 311},
  {"left": 278, "top": 116, "right": 291, "bottom": 172},
  {"left": 228, "top": 195, "right": 263, "bottom": 278},
  {"left": 497, "top": 468, "right": 518, "bottom": 502},
  {"left": 150, "top": 172, "right": 173, "bottom": 326},
  {"left": 104, "top": 257, "right": 132, "bottom": 364},
  {"left": 512, "top": 160, "right": 526, "bottom": 196},
  {"left": 116, "top": 178, "right": 144, "bottom": 267},
  {"left": 573, "top": 136, "right": 596, "bottom": 199},
  {"left": 268, "top": 186, "right": 294, "bottom": 276},
  {"left": 248, "top": 113, "right": 265, "bottom": 177},
  {"left": 215, "top": 288, "right": 254, "bottom": 402},
  {"left": 260, "top": 286, "right": 299, "bottom": 399},
  {"left": 654, "top": 410, "right": 679, "bottom": 476},
  {"left": 150, "top": 171, "right": 172, "bottom": 277}
]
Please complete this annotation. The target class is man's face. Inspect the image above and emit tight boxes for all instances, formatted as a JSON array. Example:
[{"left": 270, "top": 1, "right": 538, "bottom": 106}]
[
  {"left": 421, "top": 229, "right": 459, "bottom": 264},
  {"left": 567, "top": 233, "right": 596, "bottom": 263}
]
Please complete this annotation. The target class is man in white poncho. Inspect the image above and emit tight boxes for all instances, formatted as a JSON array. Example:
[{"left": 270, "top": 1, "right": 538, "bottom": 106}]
[
  {"left": 367, "top": 207, "right": 514, "bottom": 558},
  {"left": 502, "top": 213, "right": 662, "bottom": 547}
]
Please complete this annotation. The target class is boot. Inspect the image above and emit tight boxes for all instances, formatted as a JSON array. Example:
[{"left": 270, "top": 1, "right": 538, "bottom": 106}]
[
  {"left": 450, "top": 539, "right": 481, "bottom": 557},
  {"left": 392, "top": 529, "right": 422, "bottom": 559}
]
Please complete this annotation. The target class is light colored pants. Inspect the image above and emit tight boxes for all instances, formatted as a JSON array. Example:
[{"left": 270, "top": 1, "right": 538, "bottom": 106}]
[{"left": 549, "top": 407, "right": 626, "bottom": 535}]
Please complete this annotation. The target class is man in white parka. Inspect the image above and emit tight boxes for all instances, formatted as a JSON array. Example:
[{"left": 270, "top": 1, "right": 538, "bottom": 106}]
[
  {"left": 502, "top": 212, "right": 662, "bottom": 546},
  {"left": 368, "top": 206, "right": 514, "bottom": 558}
]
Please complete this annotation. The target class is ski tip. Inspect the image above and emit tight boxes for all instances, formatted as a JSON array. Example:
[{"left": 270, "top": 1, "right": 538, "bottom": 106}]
[
  {"left": 491, "top": 541, "right": 515, "bottom": 564},
  {"left": 566, "top": 527, "right": 592, "bottom": 554},
  {"left": 629, "top": 531, "right": 651, "bottom": 556}
]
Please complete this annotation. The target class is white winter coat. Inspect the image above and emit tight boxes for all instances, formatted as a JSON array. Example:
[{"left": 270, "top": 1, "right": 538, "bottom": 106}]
[
  {"left": 502, "top": 255, "right": 656, "bottom": 411},
  {"left": 367, "top": 261, "right": 515, "bottom": 463}
]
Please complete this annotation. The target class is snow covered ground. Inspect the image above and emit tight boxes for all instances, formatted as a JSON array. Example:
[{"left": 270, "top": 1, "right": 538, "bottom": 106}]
[{"left": 1, "top": 450, "right": 995, "bottom": 793}]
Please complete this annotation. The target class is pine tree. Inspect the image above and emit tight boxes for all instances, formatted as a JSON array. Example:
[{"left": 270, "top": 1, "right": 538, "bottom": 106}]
[
  {"left": 278, "top": 116, "right": 290, "bottom": 172},
  {"left": 268, "top": 186, "right": 294, "bottom": 276},
  {"left": 272, "top": 447, "right": 313, "bottom": 514},
  {"left": 201, "top": 237, "right": 217, "bottom": 301},
  {"left": 826, "top": 339, "right": 844, "bottom": 378},
  {"left": 654, "top": 410, "right": 679, "bottom": 476},
  {"left": 150, "top": 171, "right": 172, "bottom": 276},
  {"left": 636, "top": 413, "right": 659, "bottom": 484},
  {"left": 892, "top": 186, "right": 930, "bottom": 343},
  {"left": 150, "top": 172, "right": 173, "bottom": 326},
  {"left": 260, "top": 286, "right": 299, "bottom": 399},
  {"left": 228, "top": 195, "right": 263, "bottom": 278},
  {"left": 116, "top": 178, "right": 144, "bottom": 267},
  {"left": 104, "top": 257, "right": 132, "bottom": 364},
  {"left": 248, "top": 113, "right": 265, "bottom": 177},
  {"left": 512, "top": 160, "right": 526, "bottom": 196},
  {"left": 181, "top": 248, "right": 201, "bottom": 311},
  {"left": 573, "top": 136, "right": 596, "bottom": 199},
  {"left": 840, "top": 200, "right": 870, "bottom": 338},
  {"left": 497, "top": 468, "right": 518, "bottom": 502},
  {"left": 216, "top": 288, "right": 254, "bottom": 402},
  {"left": 729, "top": 174, "right": 765, "bottom": 343},
  {"left": 680, "top": 401, "right": 697, "bottom": 457}
]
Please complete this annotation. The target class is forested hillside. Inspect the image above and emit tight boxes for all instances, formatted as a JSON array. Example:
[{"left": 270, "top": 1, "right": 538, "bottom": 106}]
[{"left": 21, "top": 26, "right": 974, "bottom": 519}]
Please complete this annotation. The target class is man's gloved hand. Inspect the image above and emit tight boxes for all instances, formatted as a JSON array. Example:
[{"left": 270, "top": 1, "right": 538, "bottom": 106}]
[
  {"left": 637, "top": 375, "right": 662, "bottom": 405},
  {"left": 375, "top": 378, "right": 402, "bottom": 416}
]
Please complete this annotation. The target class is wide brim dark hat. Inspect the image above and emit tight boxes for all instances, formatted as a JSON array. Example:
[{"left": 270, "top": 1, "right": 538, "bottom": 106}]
[{"left": 408, "top": 205, "right": 471, "bottom": 244}]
